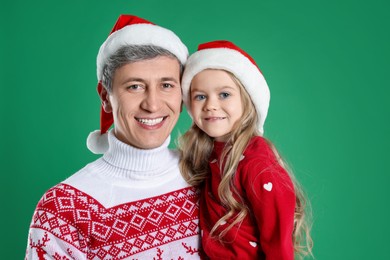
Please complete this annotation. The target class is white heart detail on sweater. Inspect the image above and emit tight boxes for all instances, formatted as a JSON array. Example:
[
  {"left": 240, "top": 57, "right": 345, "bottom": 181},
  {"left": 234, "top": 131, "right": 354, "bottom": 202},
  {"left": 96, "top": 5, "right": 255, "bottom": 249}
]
[
  {"left": 263, "top": 182, "right": 273, "bottom": 191},
  {"left": 249, "top": 241, "right": 257, "bottom": 247}
]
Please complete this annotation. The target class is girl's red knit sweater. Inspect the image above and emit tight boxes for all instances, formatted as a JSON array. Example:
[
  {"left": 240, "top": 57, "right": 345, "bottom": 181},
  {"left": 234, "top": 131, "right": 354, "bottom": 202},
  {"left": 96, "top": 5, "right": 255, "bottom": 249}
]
[{"left": 200, "top": 136, "right": 295, "bottom": 259}]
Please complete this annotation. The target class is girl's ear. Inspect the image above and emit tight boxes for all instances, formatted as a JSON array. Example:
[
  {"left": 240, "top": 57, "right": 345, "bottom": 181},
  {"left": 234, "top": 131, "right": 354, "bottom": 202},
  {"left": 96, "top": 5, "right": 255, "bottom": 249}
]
[{"left": 99, "top": 87, "right": 112, "bottom": 113}]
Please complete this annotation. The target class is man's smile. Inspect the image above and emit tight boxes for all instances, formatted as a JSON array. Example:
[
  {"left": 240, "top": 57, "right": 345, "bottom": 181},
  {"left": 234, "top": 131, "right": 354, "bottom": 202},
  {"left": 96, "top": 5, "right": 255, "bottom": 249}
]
[{"left": 135, "top": 116, "right": 167, "bottom": 126}]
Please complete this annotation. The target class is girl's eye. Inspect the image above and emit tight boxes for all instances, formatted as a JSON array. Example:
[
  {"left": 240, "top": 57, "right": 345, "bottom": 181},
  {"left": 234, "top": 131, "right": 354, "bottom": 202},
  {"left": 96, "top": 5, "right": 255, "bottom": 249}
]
[
  {"left": 220, "top": 92, "right": 230, "bottom": 99},
  {"left": 194, "top": 94, "right": 206, "bottom": 101}
]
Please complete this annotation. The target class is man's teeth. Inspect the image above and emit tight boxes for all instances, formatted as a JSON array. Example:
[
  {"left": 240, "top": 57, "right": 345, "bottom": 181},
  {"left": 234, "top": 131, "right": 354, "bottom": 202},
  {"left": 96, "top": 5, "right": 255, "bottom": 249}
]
[{"left": 137, "top": 117, "right": 164, "bottom": 126}]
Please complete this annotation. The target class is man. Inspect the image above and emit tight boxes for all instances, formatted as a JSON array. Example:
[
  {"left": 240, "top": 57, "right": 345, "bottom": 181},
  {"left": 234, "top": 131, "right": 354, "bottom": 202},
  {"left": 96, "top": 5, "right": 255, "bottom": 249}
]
[{"left": 26, "top": 15, "right": 200, "bottom": 259}]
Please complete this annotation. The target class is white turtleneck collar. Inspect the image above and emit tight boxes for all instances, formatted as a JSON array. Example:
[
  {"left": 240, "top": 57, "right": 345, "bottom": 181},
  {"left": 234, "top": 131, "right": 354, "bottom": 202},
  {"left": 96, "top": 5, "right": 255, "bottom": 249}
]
[
  {"left": 63, "top": 130, "right": 187, "bottom": 207},
  {"left": 98, "top": 130, "right": 178, "bottom": 180}
]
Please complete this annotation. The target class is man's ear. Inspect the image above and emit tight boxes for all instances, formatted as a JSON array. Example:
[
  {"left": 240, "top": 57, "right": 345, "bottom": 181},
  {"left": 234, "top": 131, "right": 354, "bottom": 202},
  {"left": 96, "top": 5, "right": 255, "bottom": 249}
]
[{"left": 99, "top": 87, "right": 112, "bottom": 113}]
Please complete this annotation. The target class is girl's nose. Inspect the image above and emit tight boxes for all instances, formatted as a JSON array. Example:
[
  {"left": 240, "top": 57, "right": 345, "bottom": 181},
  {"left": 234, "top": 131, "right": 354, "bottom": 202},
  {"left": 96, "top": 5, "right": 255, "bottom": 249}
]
[{"left": 204, "top": 97, "right": 218, "bottom": 111}]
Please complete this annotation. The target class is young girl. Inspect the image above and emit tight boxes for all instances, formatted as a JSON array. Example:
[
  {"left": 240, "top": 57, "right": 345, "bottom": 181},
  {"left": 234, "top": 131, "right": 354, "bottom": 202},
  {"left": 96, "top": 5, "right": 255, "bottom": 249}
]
[{"left": 179, "top": 40, "right": 312, "bottom": 259}]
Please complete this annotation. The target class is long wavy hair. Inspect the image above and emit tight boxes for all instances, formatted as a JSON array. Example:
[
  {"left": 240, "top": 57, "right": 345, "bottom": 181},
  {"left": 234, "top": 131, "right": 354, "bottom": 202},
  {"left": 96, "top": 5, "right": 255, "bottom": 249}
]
[{"left": 178, "top": 70, "right": 313, "bottom": 258}]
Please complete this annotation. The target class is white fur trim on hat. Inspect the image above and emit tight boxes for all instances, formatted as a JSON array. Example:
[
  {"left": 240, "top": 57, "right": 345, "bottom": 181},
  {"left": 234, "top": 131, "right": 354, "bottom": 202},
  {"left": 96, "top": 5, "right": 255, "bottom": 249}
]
[
  {"left": 96, "top": 24, "right": 188, "bottom": 81},
  {"left": 181, "top": 48, "right": 270, "bottom": 134},
  {"left": 87, "top": 130, "right": 109, "bottom": 154}
]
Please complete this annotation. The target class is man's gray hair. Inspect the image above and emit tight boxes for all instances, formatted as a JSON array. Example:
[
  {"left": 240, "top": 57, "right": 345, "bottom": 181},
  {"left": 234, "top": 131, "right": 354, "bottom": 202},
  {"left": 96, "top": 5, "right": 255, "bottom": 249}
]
[{"left": 101, "top": 45, "right": 184, "bottom": 92}]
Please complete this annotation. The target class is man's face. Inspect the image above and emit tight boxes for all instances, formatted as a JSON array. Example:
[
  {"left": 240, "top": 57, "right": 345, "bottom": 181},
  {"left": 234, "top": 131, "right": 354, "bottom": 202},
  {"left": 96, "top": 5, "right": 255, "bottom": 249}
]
[{"left": 102, "top": 56, "right": 182, "bottom": 149}]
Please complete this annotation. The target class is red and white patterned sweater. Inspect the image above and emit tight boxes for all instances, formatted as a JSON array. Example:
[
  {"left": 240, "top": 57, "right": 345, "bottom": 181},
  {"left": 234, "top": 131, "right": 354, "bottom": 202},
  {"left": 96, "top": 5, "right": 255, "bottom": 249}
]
[
  {"left": 200, "top": 136, "right": 295, "bottom": 259},
  {"left": 26, "top": 131, "right": 201, "bottom": 260}
]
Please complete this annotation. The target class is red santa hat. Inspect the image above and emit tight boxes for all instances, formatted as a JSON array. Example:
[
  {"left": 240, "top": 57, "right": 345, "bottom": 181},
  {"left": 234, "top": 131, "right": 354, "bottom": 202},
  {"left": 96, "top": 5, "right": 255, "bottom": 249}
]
[
  {"left": 181, "top": 40, "right": 270, "bottom": 135},
  {"left": 87, "top": 14, "right": 188, "bottom": 154}
]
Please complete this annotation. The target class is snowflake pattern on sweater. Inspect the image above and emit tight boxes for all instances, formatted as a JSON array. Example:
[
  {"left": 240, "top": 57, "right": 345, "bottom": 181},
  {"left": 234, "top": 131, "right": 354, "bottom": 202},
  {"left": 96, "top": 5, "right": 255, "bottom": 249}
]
[
  {"left": 26, "top": 132, "right": 201, "bottom": 260},
  {"left": 27, "top": 184, "right": 200, "bottom": 259}
]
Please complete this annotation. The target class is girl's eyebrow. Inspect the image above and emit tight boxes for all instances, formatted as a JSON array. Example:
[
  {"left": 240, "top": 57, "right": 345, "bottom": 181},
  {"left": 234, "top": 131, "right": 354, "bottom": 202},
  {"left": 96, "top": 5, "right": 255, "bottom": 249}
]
[
  {"left": 190, "top": 87, "right": 203, "bottom": 93},
  {"left": 218, "top": 85, "right": 238, "bottom": 91},
  {"left": 191, "top": 85, "right": 237, "bottom": 92}
]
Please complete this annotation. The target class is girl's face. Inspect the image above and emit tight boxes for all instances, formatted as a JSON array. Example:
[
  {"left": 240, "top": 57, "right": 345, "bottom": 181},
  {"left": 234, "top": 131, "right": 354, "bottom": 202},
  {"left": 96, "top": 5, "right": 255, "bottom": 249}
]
[{"left": 190, "top": 69, "right": 243, "bottom": 142}]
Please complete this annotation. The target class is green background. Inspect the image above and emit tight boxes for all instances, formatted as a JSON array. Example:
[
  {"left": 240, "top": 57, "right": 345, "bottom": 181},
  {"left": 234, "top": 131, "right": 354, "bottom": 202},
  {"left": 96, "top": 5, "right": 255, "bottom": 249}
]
[{"left": 1, "top": 0, "right": 389, "bottom": 259}]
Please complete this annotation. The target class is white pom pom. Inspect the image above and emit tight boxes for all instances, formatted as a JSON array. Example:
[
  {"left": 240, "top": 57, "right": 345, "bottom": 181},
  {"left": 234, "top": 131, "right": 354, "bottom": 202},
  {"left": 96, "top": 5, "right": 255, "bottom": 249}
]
[{"left": 86, "top": 130, "right": 109, "bottom": 154}]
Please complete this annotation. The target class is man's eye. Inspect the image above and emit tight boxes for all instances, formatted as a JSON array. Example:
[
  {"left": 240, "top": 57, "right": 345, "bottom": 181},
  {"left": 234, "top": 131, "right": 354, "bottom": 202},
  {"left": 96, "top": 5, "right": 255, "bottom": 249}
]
[
  {"left": 162, "top": 83, "right": 173, "bottom": 88},
  {"left": 220, "top": 92, "right": 230, "bottom": 99},
  {"left": 127, "top": 84, "right": 142, "bottom": 90}
]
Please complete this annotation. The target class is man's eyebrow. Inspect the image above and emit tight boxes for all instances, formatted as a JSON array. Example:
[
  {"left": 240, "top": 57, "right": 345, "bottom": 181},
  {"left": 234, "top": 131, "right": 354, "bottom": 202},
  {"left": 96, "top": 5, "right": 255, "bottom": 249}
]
[
  {"left": 120, "top": 77, "right": 147, "bottom": 84},
  {"left": 120, "top": 77, "right": 179, "bottom": 84},
  {"left": 161, "top": 77, "right": 179, "bottom": 83}
]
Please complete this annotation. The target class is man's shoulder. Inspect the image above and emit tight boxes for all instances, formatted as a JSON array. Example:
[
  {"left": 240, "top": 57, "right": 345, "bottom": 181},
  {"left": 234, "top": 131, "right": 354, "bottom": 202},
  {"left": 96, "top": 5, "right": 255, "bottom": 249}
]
[
  {"left": 35, "top": 158, "right": 102, "bottom": 209},
  {"left": 62, "top": 156, "right": 104, "bottom": 186},
  {"left": 35, "top": 183, "right": 82, "bottom": 210}
]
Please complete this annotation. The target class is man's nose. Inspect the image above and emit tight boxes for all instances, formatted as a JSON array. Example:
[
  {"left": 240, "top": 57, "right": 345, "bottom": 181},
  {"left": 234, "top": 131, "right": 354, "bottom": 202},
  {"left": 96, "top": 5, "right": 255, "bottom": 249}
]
[{"left": 140, "top": 88, "right": 162, "bottom": 112}]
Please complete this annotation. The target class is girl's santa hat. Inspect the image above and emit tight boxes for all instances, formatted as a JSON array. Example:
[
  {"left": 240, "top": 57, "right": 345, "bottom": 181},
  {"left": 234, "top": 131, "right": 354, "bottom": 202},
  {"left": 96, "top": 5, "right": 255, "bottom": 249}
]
[
  {"left": 181, "top": 40, "right": 270, "bottom": 135},
  {"left": 87, "top": 14, "right": 188, "bottom": 154}
]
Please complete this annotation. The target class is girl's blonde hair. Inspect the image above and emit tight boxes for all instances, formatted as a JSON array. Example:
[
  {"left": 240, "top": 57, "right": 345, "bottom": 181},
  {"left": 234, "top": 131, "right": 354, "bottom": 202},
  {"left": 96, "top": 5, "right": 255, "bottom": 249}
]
[{"left": 178, "top": 70, "right": 313, "bottom": 258}]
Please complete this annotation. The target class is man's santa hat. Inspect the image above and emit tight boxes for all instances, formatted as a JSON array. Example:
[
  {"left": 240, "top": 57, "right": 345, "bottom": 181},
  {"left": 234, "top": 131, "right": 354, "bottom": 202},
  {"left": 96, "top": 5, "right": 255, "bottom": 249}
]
[
  {"left": 181, "top": 40, "right": 270, "bottom": 135},
  {"left": 87, "top": 14, "right": 188, "bottom": 154}
]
